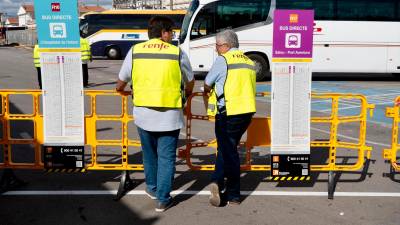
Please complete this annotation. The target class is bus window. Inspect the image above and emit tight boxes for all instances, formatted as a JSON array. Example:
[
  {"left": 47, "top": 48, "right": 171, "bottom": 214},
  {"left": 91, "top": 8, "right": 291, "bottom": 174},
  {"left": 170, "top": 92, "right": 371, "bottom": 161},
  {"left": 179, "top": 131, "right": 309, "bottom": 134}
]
[
  {"left": 180, "top": 0, "right": 199, "bottom": 42},
  {"left": 313, "top": 0, "right": 335, "bottom": 20},
  {"left": 277, "top": 0, "right": 400, "bottom": 21},
  {"left": 337, "top": 0, "right": 368, "bottom": 21},
  {"left": 79, "top": 18, "right": 89, "bottom": 37},
  {"left": 189, "top": 0, "right": 271, "bottom": 40},
  {"left": 216, "top": 0, "right": 270, "bottom": 31},
  {"left": 277, "top": 0, "right": 337, "bottom": 20},
  {"left": 367, "top": 0, "right": 396, "bottom": 21},
  {"left": 190, "top": 2, "right": 216, "bottom": 40}
]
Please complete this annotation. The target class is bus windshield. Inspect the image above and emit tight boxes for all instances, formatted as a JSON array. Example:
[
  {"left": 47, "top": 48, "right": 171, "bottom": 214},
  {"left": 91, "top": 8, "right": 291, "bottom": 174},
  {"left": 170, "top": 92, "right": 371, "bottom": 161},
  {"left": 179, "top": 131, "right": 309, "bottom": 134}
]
[
  {"left": 80, "top": 12, "right": 185, "bottom": 38},
  {"left": 179, "top": 0, "right": 199, "bottom": 43}
]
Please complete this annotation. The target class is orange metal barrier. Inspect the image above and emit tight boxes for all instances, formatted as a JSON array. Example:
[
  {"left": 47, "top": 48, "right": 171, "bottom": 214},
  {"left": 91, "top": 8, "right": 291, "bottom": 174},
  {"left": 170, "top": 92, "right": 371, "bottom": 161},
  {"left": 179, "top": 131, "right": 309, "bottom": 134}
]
[
  {"left": 0, "top": 90, "right": 375, "bottom": 199},
  {"left": 84, "top": 90, "right": 142, "bottom": 171},
  {"left": 383, "top": 97, "right": 400, "bottom": 172},
  {"left": 0, "top": 90, "right": 43, "bottom": 170},
  {"left": 0, "top": 90, "right": 143, "bottom": 171},
  {"left": 180, "top": 92, "right": 374, "bottom": 173}
]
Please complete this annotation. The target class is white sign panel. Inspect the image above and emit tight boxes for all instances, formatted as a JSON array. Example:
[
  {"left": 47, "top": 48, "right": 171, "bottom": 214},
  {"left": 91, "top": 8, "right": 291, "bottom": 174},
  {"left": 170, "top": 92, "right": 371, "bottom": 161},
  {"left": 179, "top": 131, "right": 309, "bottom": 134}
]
[
  {"left": 271, "top": 63, "right": 311, "bottom": 154},
  {"left": 41, "top": 52, "right": 84, "bottom": 145}
]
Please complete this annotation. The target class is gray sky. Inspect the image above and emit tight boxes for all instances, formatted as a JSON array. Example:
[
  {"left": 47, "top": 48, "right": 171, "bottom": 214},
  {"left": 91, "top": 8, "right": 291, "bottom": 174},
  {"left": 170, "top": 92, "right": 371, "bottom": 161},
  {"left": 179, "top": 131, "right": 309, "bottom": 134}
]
[{"left": 0, "top": 0, "right": 112, "bottom": 17}]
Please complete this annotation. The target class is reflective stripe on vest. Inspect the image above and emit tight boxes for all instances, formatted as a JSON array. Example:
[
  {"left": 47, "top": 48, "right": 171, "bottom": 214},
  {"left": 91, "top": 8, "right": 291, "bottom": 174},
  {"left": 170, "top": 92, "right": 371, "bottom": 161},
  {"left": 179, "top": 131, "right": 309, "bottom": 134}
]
[
  {"left": 33, "top": 45, "right": 40, "bottom": 68},
  {"left": 207, "top": 50, "right": 256, "bottom": 116},
  {"left": 131, "top": 38, "right": 182, "bottom": 108}
]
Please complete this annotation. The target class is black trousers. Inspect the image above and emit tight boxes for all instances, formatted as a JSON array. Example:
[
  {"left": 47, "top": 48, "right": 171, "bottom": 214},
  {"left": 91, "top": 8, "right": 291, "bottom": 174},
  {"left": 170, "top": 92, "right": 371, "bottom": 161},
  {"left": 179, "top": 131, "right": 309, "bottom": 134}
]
[
  {"left": 82, "top": 63, "right": 89, "bottom": 87},
  {"left": 36, "top": 67, "right": 42, "bottom": 89},
  {"left": 212, "top": 112, "right": 254, "bottom": 201}
]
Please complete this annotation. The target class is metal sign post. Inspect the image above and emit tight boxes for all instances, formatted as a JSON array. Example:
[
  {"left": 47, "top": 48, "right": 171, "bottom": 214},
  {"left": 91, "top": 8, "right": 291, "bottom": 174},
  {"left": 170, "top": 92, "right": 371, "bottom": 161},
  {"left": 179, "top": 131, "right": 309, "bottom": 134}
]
[
  {"left": 271, "top": 10, "right": 314, "bottom": 178},
  {"left": 34, "top": 0, "right": 85, "bottom": 171}
]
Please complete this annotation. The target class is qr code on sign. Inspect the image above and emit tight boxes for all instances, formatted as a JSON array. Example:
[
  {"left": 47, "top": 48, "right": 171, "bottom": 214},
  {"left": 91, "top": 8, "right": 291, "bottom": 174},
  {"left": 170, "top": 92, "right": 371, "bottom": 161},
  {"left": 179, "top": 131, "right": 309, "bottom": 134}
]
[
  {"left": 76, "top": 161, "right": 83, "bottom": 168},
  {"left": 302, "top": 169, "right": 308, "bottom": 176}
]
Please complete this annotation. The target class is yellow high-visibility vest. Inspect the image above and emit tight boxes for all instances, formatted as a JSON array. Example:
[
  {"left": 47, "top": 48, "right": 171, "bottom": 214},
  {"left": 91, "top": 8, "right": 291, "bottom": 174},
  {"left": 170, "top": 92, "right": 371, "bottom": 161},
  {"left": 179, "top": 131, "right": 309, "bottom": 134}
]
[
  {"left": 33, "top": 44, "right": 40, "bottom": 68},
  {"left": 131, "top": 38, "right": 182, "bottom": 108},
  {"left": 207, "top": 50, "right": 256, "bottom": 116},
  {"left": 80, "top": 38, "right": 91, "bottom": 62}
]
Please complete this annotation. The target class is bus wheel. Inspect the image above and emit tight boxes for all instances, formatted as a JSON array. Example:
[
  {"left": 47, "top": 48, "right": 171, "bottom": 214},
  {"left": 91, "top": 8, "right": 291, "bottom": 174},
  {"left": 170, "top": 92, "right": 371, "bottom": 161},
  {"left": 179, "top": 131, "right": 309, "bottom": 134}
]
[
  {"left": 106, "top": 46, "right": 121, "bottom": 60},
  {"left": 247, "top": 54, "right": 269, "bottom": 81}
]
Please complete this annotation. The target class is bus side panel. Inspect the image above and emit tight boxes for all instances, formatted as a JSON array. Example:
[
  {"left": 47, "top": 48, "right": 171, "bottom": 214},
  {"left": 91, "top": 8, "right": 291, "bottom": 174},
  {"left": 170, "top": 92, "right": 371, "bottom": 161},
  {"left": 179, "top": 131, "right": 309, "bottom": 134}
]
[
  {"left": 90, "top": 41, "right": 141, "bottom": 58},
  {"left": 388, "top": 47, "right": 400, "bottom": 73},
  {"left": 312, "top": 21, "right": 396, "bottom": 73},
  {"left": 189, "top": 36, "right": 216, "bottom": 72}
]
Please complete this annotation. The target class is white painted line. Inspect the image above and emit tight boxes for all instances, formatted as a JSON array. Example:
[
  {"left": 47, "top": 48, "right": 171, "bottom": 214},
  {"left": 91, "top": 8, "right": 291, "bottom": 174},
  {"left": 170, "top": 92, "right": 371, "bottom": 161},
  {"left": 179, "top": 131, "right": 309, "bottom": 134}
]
[
  {"left": 180, "top": 132, "right": 205, "bottom": 142},
  {"left": 3, "top": 190, "right": 400, "bottom": 197},
  {"left": 311, "top": 127, "right": 390, "bottom": 147}
]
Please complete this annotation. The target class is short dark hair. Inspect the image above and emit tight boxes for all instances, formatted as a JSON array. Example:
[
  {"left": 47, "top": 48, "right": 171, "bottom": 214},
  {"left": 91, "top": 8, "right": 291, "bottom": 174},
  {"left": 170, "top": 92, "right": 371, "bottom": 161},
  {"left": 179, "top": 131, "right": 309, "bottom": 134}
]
[{"left": 148, "top": 16, "right": 174, "bottom": 39}]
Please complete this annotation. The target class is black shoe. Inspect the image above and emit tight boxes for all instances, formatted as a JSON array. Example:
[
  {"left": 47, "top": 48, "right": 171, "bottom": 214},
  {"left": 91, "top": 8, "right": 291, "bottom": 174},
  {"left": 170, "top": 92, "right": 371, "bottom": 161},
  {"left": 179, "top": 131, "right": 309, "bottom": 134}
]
[
  {"left": 145, "top": 188, "right": 157, "bottom": 200},
  {"left": 209, "top": 182, "right": 221, "bottom": 207},
  {"left": 155, "top": 199, "right": 174, "bottom": 212}
]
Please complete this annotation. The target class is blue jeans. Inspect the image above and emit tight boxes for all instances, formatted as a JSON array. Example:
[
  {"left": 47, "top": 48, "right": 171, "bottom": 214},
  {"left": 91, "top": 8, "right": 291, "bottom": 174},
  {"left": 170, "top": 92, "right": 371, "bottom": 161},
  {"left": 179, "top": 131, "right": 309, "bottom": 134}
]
[
  {"left": 137, "top": 127, "right": 180, "bottom": 204},
  {"left": 212, "top": 113, "right": 253, "bottom": 201}
]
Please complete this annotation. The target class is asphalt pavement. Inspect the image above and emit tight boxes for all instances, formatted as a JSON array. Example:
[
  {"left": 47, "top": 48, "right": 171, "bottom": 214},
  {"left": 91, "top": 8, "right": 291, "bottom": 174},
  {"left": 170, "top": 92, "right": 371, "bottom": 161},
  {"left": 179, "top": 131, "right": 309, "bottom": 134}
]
[{"left": 0, "top": 46, "right": 400, "bottom": 225}]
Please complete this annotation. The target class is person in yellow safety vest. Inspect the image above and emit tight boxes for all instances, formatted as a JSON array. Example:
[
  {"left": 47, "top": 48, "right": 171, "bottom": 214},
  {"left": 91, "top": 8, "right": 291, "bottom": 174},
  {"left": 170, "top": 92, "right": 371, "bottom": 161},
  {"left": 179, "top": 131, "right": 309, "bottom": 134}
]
[
  {"left": 33, "top": 44, "right": 42, "bottom": 89},
  {"left": 203, "top": 29, "right": 256, "bottom": 207},
  {"left": 115, "top": 16, "right": 194, "bottom": 212},
  {"left": 80, "top": 37, "right": 92, "bottom": 87}
]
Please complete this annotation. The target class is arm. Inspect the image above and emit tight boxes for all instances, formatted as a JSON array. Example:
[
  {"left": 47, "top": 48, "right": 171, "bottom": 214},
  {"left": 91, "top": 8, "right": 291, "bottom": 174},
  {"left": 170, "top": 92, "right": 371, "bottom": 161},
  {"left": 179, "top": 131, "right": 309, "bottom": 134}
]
[
  {"left": 203, "top": 56, "right": 226, "bottom": 110},
  {"left": 202, "top": 82, "right": 213, "bottom": 110},
  {"left": 116, "top": 48, "right": 133, "bottom": 92},
  {"left": 179, "top": 50, "right": 195, "bottom": 98},
  {"left": 116, "top": 79, "right": 127, "bottom": 92},
  {"left": 185, "top": 79, "right": 195, "bottom": 97}
]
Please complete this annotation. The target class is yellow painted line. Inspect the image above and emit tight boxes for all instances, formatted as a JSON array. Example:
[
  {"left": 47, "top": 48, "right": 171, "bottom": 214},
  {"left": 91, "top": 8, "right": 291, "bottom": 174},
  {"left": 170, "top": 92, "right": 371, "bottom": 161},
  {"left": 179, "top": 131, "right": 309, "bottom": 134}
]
[
  {"left": 39, "top": 49, "right": 81, "bottom": 53},
  {"left": 272, "top": 58, "right": 312, "bottom": 62}
]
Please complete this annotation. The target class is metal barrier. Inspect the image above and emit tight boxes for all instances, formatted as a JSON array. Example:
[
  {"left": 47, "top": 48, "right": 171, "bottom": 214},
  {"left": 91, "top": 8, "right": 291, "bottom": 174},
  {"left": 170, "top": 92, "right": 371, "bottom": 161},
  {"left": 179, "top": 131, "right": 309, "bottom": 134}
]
[
  {"left": 0, "top": 90, "right": 43, "bottom": 170},
  {"left": 0, "top": 90, "right": 375, "bottom": 199},
  {"left": 0, "top": 90, "right": 142, "bottom": 170},
  {"left": 179, "top": 92, "right": 375, "bottom": 198},
  {"left": 383, "top": 98, "right": 400, "bottom": 174},
  {"left": 6, "top": 29, "right": 37, "bottom": 46},
  {"left": 0, "top": 90, "right": 141, "bottom": 198}
]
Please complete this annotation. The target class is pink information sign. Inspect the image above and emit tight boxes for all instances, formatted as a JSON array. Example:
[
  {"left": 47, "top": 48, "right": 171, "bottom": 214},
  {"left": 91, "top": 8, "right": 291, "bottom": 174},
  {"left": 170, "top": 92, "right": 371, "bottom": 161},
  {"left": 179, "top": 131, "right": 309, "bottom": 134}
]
[{"left": 272, "top": 10, "right": 314, "bottom": 59}]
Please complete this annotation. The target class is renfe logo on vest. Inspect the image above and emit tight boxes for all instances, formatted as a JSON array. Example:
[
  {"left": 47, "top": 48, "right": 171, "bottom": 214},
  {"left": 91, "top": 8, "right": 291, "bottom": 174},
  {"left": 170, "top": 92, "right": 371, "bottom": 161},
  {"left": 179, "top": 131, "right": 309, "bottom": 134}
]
[
  {"left": 232, "top": 54, "right": 248, "bottom": 60},
  {"left": 143, "top": 43, "right": 169, "bottom": 51},
  {"left": 51, "top": 3, "right": 60, "bottom": 12}
]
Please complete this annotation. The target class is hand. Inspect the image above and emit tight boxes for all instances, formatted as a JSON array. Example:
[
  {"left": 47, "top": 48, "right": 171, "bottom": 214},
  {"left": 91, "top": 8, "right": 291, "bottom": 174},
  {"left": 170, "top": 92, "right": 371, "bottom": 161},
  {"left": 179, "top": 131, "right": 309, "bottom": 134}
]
[
  {"left": 115, "top": 88, "right": 124, "bottom": 93},
  {"left": 396, "top": 99, "right": 400, "bottom": 106}
]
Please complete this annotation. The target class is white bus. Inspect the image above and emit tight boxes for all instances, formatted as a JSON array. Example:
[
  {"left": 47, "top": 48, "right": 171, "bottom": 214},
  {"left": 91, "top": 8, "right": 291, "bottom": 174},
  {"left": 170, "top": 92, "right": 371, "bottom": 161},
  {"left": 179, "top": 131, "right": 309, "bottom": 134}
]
[
  {"left": 179, "top": 0, "right": 400, "bottom": 81},
  {"left": 80, "top": 10, "right": 186, "bottom": 59}
]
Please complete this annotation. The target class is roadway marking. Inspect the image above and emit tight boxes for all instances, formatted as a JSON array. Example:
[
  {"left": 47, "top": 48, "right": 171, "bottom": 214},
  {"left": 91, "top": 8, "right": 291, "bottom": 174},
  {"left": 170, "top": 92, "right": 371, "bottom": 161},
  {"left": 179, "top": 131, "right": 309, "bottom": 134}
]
[
  {"left": 3, "top": 190, "right": 400, "bottom": 197},
  {"left": 311, "top": 127, "right": 390, "bottom": 147}
]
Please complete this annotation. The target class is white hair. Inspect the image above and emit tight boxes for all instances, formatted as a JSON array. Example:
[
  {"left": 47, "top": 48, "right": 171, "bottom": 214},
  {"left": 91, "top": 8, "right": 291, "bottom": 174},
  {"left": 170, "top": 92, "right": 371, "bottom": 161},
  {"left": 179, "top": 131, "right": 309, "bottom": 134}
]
[{"left": 216, "top": 29, "right": 239, "bottom": 48}]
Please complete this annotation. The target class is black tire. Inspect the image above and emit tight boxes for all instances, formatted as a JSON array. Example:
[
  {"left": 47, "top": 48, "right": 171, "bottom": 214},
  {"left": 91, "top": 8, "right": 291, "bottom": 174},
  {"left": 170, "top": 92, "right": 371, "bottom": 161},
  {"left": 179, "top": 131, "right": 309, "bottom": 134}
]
[
  {"left": 106, "top": 46, "right": 121, "bottom": 60},
  {"left": 247, "top": 54, "right": 269, "bottom": 81}
]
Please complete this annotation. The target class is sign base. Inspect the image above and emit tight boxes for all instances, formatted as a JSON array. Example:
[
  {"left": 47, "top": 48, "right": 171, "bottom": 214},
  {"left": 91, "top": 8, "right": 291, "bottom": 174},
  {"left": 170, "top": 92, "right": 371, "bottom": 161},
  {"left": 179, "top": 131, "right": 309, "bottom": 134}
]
[
  {"left": 271, "top": 154, "right": 310, "bottom": 177},
  {"left": 44, "top": 145, "right": 85, "bottom": 172}
]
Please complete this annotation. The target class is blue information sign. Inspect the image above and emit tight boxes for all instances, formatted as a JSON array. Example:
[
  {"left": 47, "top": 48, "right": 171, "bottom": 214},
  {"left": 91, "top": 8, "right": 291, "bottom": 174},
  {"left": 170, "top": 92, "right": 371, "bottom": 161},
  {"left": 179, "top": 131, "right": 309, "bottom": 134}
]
[{"left": 34, "top": 0, "right": 80, "bottom": 48}]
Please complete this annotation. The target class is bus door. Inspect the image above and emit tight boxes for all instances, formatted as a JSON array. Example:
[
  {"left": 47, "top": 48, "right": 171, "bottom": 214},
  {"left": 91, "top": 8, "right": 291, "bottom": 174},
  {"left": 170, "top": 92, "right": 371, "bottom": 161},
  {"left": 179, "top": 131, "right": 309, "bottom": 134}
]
[{"left": 188, "top": 2, "right": 217, "bottom": 72}]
